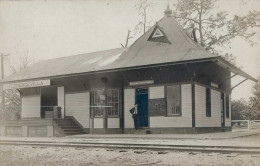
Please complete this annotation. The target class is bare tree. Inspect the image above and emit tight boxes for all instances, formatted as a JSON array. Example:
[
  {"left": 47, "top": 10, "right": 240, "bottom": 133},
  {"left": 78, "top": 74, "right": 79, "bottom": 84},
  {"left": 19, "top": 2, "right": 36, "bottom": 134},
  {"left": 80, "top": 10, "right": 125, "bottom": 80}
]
[
  {"left": 173, "top": 0, "right": 260, "bottom": 56},
  {"left": 8, "top": 51, "right": 34, "bottom": 74},
  {"left": 1, "top": 53, "right": 33, "bottom": 120},
  {"left": 120, "top": 0, "right": 153, "bottom": 47},
  {"left": 121, "top": 30, "right": 133, "bottom": 48},
  {"left": 135, "top": 0, "right": 154, "bottom": 35}
]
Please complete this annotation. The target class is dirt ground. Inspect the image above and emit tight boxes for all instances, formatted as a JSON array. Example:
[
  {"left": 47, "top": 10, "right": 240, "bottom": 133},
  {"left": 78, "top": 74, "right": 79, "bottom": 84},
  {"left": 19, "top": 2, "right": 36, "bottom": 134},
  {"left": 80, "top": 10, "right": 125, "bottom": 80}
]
[{"left": 0, "top": 145, "right": 260, "bottom": 166}]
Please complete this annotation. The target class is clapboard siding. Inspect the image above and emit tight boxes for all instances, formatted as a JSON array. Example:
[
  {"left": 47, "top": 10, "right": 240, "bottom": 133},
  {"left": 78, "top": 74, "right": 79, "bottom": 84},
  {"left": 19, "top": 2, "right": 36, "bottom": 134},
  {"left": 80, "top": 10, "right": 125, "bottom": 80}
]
[
  {"left": 149, "top": 86, "right": 164, "bottom": 99},
  {"left": 124, "top": 88, "right": 135, "bottom": 128},
  {"left": 65, "top": 92, "right": 90, "bottom": 128},
  {"left": 94, "top": 118, "right": 103, "bottom": 128},
  {"left": 225, "top": 95, "right": 231, "bottom": 126},
  {"left": 108, "top": 118, "right": 120, "bottom": 128},
  {"left": 150, "top": 84, "right": 192, "bottom": 128},
  {"left": 195, "top": 85, "right": 221, "bottom": 127},
  {"left": 211, "top": 90, "right": 221, "bottom": 126},
  {"left": 21, "top": 96, "right": 41, "bottom": 118}
]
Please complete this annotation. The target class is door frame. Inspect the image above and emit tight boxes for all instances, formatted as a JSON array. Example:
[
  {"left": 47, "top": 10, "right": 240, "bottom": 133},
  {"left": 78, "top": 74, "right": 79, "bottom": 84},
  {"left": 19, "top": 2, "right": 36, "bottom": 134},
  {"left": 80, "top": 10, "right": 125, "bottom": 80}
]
[
  {"left": 135, "top": 87, "right": 149, "bottom": 128},
  {"left": 40, "top": 86, "right": 58, "bottom": 119}
]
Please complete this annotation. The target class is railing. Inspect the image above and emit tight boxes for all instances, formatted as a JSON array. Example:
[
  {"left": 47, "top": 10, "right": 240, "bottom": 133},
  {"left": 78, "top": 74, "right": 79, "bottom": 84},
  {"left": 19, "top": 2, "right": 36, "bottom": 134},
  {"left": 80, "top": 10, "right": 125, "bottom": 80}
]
[
  {"left": 250, "top": 120, "right": 260, "bottom": 130},
  {"left": 43, "top": 106, "right": 62, "bottom": 119},
  {"left": 232, "top": 120, "right": 260, "bottom": 130}
]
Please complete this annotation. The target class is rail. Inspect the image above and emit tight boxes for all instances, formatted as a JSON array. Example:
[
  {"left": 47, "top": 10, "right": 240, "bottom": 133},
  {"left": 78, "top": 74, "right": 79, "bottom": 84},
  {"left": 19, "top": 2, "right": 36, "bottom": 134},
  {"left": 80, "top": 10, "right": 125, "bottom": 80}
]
[{"left": 1, "top": 140, "right": 260, "bottom": 154}]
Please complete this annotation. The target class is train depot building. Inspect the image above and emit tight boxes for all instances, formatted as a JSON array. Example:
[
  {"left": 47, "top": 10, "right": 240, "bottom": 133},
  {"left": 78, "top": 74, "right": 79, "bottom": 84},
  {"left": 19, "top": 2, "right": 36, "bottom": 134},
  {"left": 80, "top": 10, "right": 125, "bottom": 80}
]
[{"left": 0, "top": 8, "right": 257, "bottom": 137}]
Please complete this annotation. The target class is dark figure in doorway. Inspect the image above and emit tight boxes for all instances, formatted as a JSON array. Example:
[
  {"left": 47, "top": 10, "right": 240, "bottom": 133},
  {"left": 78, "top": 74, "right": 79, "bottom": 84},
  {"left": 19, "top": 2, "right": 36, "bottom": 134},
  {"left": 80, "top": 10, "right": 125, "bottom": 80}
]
[{"left": 130, "top": 104, "right": 139, "bottom": 130}]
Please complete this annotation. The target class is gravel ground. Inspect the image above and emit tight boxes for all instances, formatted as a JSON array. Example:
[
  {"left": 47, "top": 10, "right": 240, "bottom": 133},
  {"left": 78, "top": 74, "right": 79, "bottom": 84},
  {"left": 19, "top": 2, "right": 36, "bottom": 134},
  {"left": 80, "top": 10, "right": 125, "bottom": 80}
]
[{"left": 0, "top": 145, "right": 260, "bottom": 166}]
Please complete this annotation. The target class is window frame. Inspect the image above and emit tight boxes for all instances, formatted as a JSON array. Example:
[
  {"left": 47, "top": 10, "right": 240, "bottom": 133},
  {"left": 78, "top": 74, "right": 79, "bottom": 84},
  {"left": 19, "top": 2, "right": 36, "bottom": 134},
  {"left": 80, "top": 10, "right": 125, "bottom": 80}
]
[
  {"left": 226, "top": 94, "right": 230, "bottom": 119},
  {"left": 106, "top": 89, "right": 120, "bottom": 118},
  {"left": 93, "top": 89, "right": 106, "bottom": 118},
  {"left": 166, "top": 85, "right": 182, "bottom": 116},
  {"left": 206, "top": 88, "right": 211, "bottom": 117},
  {"left": 92, "top": 88, "right": 120, "bottom": 118}
]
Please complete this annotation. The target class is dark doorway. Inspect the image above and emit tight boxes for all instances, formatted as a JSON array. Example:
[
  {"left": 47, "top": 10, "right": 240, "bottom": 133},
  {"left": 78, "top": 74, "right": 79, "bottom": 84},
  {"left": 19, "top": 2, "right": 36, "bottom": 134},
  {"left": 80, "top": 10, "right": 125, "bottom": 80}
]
[
  {"left": 41, "top": 87, "right": 57, "bottom": 118},
  {"left": 221, "top": 93, "right": 225, "bottom": 127},
  {"left": 136, "top": 88, "right": 148, "bottom": 127}
]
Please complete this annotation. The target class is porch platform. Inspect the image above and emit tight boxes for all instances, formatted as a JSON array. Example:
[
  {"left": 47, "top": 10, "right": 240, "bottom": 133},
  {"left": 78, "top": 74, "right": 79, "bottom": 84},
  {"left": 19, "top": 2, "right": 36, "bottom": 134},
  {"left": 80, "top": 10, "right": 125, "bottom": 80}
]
[{"left": 0, "top": 119, "right": 54, "bottom": 137}]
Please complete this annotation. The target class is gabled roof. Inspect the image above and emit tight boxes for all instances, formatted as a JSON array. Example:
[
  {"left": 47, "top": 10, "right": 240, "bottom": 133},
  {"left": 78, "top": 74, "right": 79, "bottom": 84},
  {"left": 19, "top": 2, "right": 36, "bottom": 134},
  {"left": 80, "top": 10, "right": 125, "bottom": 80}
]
[
  {"left": 0, "top": 15, "right": 256, "bottom": 83},
  {"left": 108, "top": 16, "right": 217, "bottom": 68},
  {"left": 1, "top": 48, "right": 125, "bottom": 83}
]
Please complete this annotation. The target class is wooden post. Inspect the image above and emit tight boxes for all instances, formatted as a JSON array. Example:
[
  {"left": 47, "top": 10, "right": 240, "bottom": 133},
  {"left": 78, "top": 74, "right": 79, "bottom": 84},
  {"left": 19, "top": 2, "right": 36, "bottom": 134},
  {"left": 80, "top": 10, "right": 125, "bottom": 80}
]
[
  {"left": 1, "top": 54, "right": 9, "bottom": 121},
  {"left": 57, "top": 87, "right": 65, "bottom": 118},
  {"left": 1, "top": 54, "right": 5, "bottom": 121}
]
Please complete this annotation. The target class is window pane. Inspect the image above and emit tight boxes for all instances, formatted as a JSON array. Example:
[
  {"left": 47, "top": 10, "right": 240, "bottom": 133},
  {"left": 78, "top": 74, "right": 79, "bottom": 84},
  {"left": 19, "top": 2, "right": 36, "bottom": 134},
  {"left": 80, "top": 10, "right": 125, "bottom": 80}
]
[
  {"left": 107, "top": 89, "right": 119, "bottom": 117},
  {"left": 115, "top": 103, "right": 118, "bottom": 110},
  {"left": 167, "top": 85, "right": 181, "bottom": 115},
  {"left": 107, "top": 109, "right": 112, "bottom": 116},
  {"left": 93, "top": 89, "right": 105, "bottom": 117},
  {"left": 107, "top": 91, "right": 112, "bottom": 102}
]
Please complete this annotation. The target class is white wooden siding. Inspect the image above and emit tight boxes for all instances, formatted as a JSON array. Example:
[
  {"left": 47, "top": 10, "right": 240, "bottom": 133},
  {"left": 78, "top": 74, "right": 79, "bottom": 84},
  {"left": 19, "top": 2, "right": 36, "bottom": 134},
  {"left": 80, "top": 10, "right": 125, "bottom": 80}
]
[
  {"left": 195, "top": 85, "right": 221, "bottom": 127},
  {"left": 21, "top": 96, "right": 41, "bottom": 118},
  {"left": 150, "top": 84, "right": 192, "bottom": 128},
  {"left": 65, "top": 92, "right": 90, "bottom": 128},
  {"left": 225, "top": 95, "right": 231, "bottom": 126},
  {"left": 149, "top": 86, "right": 164, "bottom": 99},
  {"left": 124, "top": 88, "right": 135, "bottom": 128},
  {"left": 57, "top": 87, "right": 65, "bottom": 118},
  {"left": 94, "top": 118, "right": 103, "bottom": 128},
  {"left": 107, "top": 118, "right": 120, "bottom": 128}
]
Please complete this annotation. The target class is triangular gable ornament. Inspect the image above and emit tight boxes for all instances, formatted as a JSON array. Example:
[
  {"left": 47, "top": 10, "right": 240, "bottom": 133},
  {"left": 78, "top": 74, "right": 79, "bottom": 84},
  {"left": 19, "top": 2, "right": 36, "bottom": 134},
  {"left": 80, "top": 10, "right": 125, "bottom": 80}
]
[
  {"left": 152, "top": 28, "right": 164, "bottom": 38},
  {"left": 148, "top": 24, "right": 171, "bottom": 44}
]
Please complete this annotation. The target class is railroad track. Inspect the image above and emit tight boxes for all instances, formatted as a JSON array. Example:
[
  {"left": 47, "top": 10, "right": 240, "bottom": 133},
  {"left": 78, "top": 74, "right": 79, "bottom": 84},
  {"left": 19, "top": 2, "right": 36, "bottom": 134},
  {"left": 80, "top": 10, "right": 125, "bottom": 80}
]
[{"left": 0, "top": 140, "right": 260, "bottom": 154}]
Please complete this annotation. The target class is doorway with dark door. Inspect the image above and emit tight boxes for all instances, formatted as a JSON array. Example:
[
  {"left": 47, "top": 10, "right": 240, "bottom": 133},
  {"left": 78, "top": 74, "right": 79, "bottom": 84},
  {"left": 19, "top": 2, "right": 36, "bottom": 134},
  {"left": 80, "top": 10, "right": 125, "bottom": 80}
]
[
  {"left": 136, "top": 88, "right": 148, "bottom": 127},
  {"left": 41, "top": 87, "right": 57, "bottom": 118},
  {"left": 221, "top": 93, "right": 225, "bottom": 127}
]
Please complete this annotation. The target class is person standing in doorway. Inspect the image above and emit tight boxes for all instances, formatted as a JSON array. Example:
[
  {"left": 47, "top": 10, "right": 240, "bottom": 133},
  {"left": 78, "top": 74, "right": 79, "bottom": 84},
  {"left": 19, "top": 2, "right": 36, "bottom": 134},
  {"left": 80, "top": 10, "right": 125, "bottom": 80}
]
[{"left": 130, "top": 104, "right": 139, "bottom": 130}]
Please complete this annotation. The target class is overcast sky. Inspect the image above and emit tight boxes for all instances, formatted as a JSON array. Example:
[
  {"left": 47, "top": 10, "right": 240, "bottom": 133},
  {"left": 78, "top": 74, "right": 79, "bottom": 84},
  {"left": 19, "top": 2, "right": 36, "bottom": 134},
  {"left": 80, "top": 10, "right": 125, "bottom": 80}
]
[{"left": 0, "top": 0, "right": 259, "bottom": 101}]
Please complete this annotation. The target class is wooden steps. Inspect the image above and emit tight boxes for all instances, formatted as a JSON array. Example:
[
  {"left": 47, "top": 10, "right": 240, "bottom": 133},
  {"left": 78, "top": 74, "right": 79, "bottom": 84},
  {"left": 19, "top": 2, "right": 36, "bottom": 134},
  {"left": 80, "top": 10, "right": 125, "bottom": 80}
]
[{"left": 54, "top": 118, "right": 86, "bottom": 136}]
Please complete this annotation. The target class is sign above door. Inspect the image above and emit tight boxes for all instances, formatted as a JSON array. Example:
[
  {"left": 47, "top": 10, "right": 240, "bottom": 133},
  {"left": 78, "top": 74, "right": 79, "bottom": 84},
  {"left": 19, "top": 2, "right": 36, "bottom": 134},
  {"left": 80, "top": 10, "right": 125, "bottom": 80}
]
[{"left": 129, "top": 80, "right": 154, "bottom": 86}]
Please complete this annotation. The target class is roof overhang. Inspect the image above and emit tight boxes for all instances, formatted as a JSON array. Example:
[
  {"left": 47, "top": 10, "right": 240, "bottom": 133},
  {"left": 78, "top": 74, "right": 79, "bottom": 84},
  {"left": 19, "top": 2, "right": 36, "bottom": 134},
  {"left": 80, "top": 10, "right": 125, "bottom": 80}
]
[
  {"left": 213, "top": 57, "right": 257, "bottom": 82},
  {"left": 0, "top": 57, "right": 219, "bottom": 84},
  {"left": 0, "top": 56, "right": 257, "bottom": 85}
]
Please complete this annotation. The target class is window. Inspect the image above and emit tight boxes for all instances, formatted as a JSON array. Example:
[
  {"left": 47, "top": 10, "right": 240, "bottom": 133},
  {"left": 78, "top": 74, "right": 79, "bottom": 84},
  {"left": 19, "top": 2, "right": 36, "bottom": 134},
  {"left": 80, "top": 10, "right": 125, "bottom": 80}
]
[
  {"left": 93, "top": 89, "right": 106, "bottom": 117},
  {"left": 226, "top": 94, "right": 230, "bottom": 118},
  {"left": 167, "top": 85, "right": 181, "bottom": 115},
  {"left": 206, "top": 88, "right": 211, "bottom": 117},
  {"left": 107, "top": 89, "right": 119, "bottom": 117},
  {"left": 93, "top": 89, "right": 120, "bottom": 118}
]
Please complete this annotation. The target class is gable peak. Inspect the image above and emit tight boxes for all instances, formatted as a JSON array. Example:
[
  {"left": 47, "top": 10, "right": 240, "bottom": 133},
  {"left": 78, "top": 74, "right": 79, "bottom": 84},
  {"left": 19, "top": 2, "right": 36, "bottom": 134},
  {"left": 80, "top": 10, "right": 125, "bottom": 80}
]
[{"left": 164, "top": 4, "right": 172, "bottom": 17}]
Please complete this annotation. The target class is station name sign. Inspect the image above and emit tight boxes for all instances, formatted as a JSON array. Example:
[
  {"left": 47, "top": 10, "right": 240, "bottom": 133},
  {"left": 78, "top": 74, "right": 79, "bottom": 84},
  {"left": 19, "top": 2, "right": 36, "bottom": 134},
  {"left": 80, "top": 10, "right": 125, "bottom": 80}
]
[
  {"left": 129, "top": 80, "right": 154, "bottom": 86},
  {"left": 3, "top": 79, "right": 50, "bottom": 90}
]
